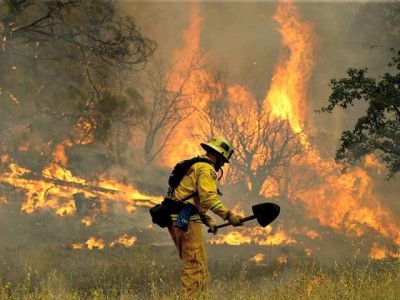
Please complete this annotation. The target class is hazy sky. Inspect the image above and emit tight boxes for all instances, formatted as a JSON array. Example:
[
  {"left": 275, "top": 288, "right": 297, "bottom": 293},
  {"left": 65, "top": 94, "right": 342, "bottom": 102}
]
[{"left": 121, "top": 0, "right": 395, "bottom": 140}]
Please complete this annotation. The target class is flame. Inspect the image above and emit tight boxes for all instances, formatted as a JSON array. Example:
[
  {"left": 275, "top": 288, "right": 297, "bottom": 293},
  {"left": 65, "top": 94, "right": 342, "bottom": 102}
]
[
  {"left": 1, "top": 196, "right": 8, "bottom": 205},
  {"left": 257, "top": 226, "right": 297, "bottom": 246},
  {"left": 304, "top": 248, "right": 313, "bottom": 256},
  {"left": 306, "top": 275, "right": 326, "bottom": 296},
  {"left": 71, "top": 243, "right": 85, "bottom": 250},
  {"left": 72, "top": 235, "right": 137, "bottom": 250},
  {"left": 73, "top": 117, "right": 94, "bottom": 145},
  {"left": 369, "top": 243, "right": 400, "bottom": 260},
  {"left": 305, "top": 229, "right": 320, "bottom": 240},
  {"left": 299, "top": 168, "right": 400, "bottom": 245},
  {"left": 109, "top": 234, "right": 137, "bottom": 248},
  {"left": 369, "top": 243, "right": 387, "bottom": 260},
  {"left": 0, "top": 143, "right": 162, "bottom": 221},
  {"left": 364, "top": 154, "right": 383, "bottom": 175},
  {"left": 276, "top": 256, "right": 288, "bottom": 264},
  {"left": 81, "top": 215, "right": 97, "bottom": 227},
  {"left": 71, "top": 237, "right": 105, "bottom": 250},
  {"left": 161, "top": 2, "right": 216, "bottom": 166},
  {"left": 210, "top": 231, "right": 252, "bottom": 246},
  {"left": 264, "top": 0, "right": 316, "bottom": 134},
  {"left": 266, "top": 0, "right": 399, "bottom": 250},
  {"left": 209, "top": 225, "right": 296, "bottom": 246},
  {"left": 175, "top": 0, "right": 400, "bottom": 254},
  {"left": 251, "top": 253, "right": 266, "bottom": 263},
  {"left": 230, "top": 203, "right": 245, "bottom": 216},
  {"left": 1, "top": 0, "right": 398, "bottom": 258},
  {"left": 85, "top": 237, "right": 105, "bottom": 250},
  {"left": 212, "top": 0, "right": 399, "bottom": 252}
]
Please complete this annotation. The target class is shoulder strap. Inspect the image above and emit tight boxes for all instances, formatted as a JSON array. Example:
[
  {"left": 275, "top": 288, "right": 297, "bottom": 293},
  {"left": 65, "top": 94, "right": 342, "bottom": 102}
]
[{"left": 176, "top": 156, "right": 214, "bottom": 202}]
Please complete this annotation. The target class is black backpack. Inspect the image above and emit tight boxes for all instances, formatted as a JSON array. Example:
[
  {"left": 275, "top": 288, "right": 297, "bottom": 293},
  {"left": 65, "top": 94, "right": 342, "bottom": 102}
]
[
  {"left": 149, "top": 157, "right": 213, "bottom": 228},
  {"left": 168, "top": 156, "right": 214, "bottom": 192}
]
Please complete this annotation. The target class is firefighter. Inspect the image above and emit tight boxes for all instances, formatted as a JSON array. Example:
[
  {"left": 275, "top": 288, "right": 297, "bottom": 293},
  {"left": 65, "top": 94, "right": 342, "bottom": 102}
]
[{"left": 168, "top": 136, "right": 243, "bottom": 299}]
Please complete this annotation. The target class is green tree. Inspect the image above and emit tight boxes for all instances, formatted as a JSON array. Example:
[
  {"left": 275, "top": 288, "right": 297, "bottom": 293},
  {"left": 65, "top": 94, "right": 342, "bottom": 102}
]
[{"left": 320, "top": 49, "right": 400, "bottom": 178}]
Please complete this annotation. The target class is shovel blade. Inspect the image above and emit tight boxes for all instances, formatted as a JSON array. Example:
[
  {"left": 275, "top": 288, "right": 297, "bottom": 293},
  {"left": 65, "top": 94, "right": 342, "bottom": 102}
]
[{"left": 252, "top": 202, "right": 280, "bottom": 227}]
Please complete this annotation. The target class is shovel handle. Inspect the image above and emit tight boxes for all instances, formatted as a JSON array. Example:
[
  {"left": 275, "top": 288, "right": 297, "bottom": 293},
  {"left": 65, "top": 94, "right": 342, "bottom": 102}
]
[{"left": 214, "top": 215, "right": 256, "bottom": 229}]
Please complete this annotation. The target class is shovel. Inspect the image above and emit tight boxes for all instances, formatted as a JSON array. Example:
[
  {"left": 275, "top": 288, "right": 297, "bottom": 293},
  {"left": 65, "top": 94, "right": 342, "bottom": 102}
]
[{"left": 209, "top": 202, "right": 280, "bottom": 232}]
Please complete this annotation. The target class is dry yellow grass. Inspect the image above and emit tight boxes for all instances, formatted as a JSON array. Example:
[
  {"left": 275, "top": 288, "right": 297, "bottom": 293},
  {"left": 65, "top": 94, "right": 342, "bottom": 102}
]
[{"left": 0, "top": 245, "right": 399, "bottom": 299}]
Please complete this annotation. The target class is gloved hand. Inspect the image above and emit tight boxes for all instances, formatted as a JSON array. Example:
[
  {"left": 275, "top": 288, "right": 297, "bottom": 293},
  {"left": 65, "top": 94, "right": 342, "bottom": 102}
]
[
  {"left": 226, "top": 211, "right": 243, "bottom": 227},
  {"left": 201, "top": 213, "right": 218, "bottom": 235},
  {"left": 207, "top": 221, "right": 218, "bottom": 235}
]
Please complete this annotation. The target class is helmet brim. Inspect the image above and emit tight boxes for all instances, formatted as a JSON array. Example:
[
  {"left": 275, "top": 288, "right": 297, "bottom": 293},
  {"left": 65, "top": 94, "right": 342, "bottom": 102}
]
[{"left": 200, "top": 143, "right": 230, "bottom": 163}]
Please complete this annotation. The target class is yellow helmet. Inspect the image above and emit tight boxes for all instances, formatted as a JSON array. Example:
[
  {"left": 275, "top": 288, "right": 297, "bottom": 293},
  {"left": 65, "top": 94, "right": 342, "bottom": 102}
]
[{"left": 200, "top": 136, "right": 234, "bottom": 163}]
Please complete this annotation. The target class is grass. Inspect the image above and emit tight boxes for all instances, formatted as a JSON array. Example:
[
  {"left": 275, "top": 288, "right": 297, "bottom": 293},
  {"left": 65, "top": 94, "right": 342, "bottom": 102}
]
[{"left": 0, "top": 244, "right": 399, "bottom": 300}]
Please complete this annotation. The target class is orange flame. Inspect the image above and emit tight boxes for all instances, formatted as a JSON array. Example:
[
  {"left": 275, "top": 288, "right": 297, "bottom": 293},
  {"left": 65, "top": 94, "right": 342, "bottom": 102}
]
[
  {"left": 305, "top": 229, "right": 320, "bottom": 240},
  {"left": 369, "top": 243, "right": 400, "bottom": 260},
  {"left": 73, "top": 117, "right": 94, "bottom": 145},
  {"left": 162, "top": 2, "right": 216, "bottom": 166},
  {"left": 72, "top": 235, "right": 137, "bottom": 250},
  {"left": 109, "top": 234, "right": 137, "bottom": 248},
  {"left": 81, "top": 215, "right": 97, "bottom": 227},
  {"left": 264, "top": 0, "right": 316, "bottom": 133},
  {"left": 72, "top": 237, "right": 105, "bottom": 250},
  {"left": 85, "top": 237, "right": 105, "bottom": 250},
  {"left": 364, "top": 154, "right": 383, "bottom": 175},
  {"left": 209, "top": 225, "right": 296, "bottom": 246},
  {"left": 251, "top": 253, "right": 266, "bottom": 263},
  {"left": 183, "top": 0, "right": 400, "bottom": 254},
  {"left": 276, "top": 256, "right": 288, "bottom": 264},
  {"left": 0, "top": 143, "right": 162, "bottom": 221},
  {"left": 71, "top": 243, "right": 85, "bottom": 250},
  {"left": 3, "top": 0, "right": 397, "bottom": 258},
  {"left": 1, "top": 196, "right": 8, "bottom": 205},
  {"left": 265, "top": 0, "right": 399, "bottom": 251}
]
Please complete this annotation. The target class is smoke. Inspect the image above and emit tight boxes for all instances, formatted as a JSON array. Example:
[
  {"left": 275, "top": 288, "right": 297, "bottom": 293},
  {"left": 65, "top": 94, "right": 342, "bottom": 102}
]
[
  {"left": 0, "top": 0, "right": 399, "bottom": 266},
  {"left": 127, "top": 1, "right": 397, "bottom": 132},
  {"left": 120, "top": 0, "right": 400, "bottom": 260}
]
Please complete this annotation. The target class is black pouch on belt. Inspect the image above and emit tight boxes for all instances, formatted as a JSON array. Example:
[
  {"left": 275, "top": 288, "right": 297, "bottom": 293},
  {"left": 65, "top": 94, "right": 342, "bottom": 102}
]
[
  {"left": 149, "top": 202, "right": 172, "bottom": 228},
  {"left": 149, "top": 198, "right": 186, "bottom": 228}
]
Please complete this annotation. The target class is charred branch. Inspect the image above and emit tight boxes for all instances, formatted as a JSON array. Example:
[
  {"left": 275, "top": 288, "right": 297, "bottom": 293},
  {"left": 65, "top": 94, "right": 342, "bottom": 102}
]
[{"left": 20, "top": 173, "right": 119, "bottom": 194}]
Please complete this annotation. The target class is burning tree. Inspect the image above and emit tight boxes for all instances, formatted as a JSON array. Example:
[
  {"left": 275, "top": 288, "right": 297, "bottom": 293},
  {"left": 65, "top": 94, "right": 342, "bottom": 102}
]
[
  {"left": 197, "top": 69, "right": 308, "bottom": 197},
  {"left": 136, "top": 57, "right": 200, "bottom": 163},
  {"left": 0, "top": 0, "right": 155, "bottom": 173},
  {"left": 217, "top": 103, "right": 306, "bottom": 197}
]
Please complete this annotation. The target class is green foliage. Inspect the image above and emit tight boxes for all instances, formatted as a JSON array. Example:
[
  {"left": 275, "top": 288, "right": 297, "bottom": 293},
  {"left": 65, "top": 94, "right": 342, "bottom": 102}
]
[{"left": 320, "top": 49, "right": 400, "bottom": 178}]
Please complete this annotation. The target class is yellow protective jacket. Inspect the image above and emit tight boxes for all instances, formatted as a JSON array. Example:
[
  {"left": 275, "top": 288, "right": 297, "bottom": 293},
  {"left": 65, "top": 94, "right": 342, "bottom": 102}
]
[{"left": 170, "top": 155, "right": 229, "bottom": 222}]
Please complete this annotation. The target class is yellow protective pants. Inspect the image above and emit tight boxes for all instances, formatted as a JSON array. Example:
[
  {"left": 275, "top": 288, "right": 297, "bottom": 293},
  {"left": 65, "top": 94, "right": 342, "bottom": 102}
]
[{"left": 168, "top": 221, "right": 208, "bottom": 299}]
